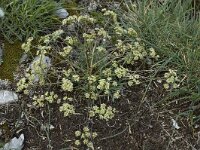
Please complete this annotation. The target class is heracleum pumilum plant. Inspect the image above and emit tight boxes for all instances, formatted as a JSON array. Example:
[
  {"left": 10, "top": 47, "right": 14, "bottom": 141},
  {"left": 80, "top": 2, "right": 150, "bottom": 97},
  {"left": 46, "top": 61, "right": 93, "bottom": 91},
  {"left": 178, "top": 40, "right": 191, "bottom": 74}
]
[{"left": 17, "top": 8, "right": 162, "bottom": 149}]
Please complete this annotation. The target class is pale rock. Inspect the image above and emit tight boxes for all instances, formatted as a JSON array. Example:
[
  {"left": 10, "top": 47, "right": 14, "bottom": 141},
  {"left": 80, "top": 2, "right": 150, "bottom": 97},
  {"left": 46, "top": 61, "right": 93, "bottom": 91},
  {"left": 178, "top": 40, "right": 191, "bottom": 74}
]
[
  {"left": 88, "top": 1, "right": 98, "bottom": 12},
  {"left": 55, "top": 8, "right": 69, "bottom": 19},
  {"left": 0, "top": 80, "right": 10, "bottom": 89},
  {"left": 41, "top": 124, "right": 55, "bottom": 131},
  {"left": 30, "top": 56, "right": 51, "bottom": 70},
  {"left": 171, "top": 118, "right": 180, "bottom": 129},
  {"left": 0, "top": 90, "right": 18, "bottom": 105},
  {"left": 1, "top": 134, "right": 24, "bottom": 150},
  {"left": 0, "top": 7, "right": 4, "bottom": 18},
  {"left": 19, "top": 53, "right": 28, "bottom": 64}
]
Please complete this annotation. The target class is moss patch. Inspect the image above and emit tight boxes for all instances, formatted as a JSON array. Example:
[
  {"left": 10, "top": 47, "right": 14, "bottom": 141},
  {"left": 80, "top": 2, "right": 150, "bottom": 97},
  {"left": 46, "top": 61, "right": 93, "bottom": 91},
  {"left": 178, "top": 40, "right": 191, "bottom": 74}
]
[{"left": 0, "top": 41, "right": 23, "bottom": 81}]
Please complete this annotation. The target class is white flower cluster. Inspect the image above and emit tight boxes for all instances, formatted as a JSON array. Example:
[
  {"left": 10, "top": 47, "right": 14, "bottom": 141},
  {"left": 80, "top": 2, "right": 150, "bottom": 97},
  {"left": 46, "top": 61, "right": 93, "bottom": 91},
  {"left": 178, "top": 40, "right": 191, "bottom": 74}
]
[
  {"left": 74, "top": 127, "right": 97, "bottom": 149},
  {"left": 95, "top": 27, "right": 111, "bottom": 39},
  {"left": 102, "top": 8, "right": 117, "bottom": 23},
  {"left": 127, "top": 28, "right": 137, "bottom": 36},
  {"left": 163, "top": 69, "right": 180, "bottom": 89},
  {"left": 59, "top": 46, "right": 72, "bottom": 57},
  {"left": 62, "top": 15, "right": 96, "bottom": 25},
  {"left": 51, "top": 29, "right": 64, "bottom": 41},
  {"left": 17, "top": 78, "right": 29, "bottom": 92},
  {"left": 59, "top": 103, "right": 75, "bottom": 117},
  {"left": 83, "top": 31, "right": 96, "bottom": 43},
  {"left": 89, "top": 104, "right": 116, "bottom": 121},
  {"left": 128, "top": 74, "right": 140, "bottom": 86},
  {"left": 114, "top": 66, "right": 128, "bottom": 78},
  {"left": 61, "top": 78, "right": 73, "bottom": 92},
  {"left": 33, "top": 91, "right": 58, "bottom": 107},
  {"left": 21, "top": 37, "right": 33, "bottom": 53},
  {"left": 149, "top": 48, "right": 159, "bottom": 59},
  {"left": 114, "top": 26, "right": 127, "bottom": 36},
  {"left": 39, "top": 29, "right": 64, "bottom": 44},
  {"left": 97, "top": 79, "right": 110, "bottom": 94},
  {"left": 30, "top": 54, "right": 51, "bottom": 85},
  {"left": 85, "top": 74, "right": 122, "bottom": 100},
  {"left": 65, "top": 36, "right": 77, "bottom": 45}
]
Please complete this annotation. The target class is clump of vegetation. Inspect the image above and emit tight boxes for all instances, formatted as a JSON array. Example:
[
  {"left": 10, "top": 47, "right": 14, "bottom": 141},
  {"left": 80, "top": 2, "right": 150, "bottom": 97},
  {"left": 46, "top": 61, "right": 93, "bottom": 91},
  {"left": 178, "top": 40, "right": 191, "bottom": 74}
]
[
  {"left": 74, "top": 127, "right": 97, "bottom": 149},
  {"left": 163, "top": 69, "right": 180, "bottom": 90},
  {"left": 16, "top": 8, "right": 162, "bottom": 148},
  {"left": 122, "top": 0, "right": 200, "bottom": 123},
  {"left": 4, "top": 0, "right": 200, "bottom": 149},
  {"left": 0, "top": 0, "right": 61, "bottom": 43},
  {"left": 89, "top": 103, "right": 116, "bottom": 121},
  {"left": 17, "top": 9, "right": 161, "bottom": 110}
]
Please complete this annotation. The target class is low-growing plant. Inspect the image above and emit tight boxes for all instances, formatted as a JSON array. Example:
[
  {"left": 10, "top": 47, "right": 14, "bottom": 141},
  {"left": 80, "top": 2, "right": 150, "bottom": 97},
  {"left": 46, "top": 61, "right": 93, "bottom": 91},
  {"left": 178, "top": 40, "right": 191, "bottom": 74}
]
[
  {"left": 0, "top": 0, "right": 61, "bottom": 43},
  {"left": 17, "top": 8, "right": 160, "bottom": 148}
]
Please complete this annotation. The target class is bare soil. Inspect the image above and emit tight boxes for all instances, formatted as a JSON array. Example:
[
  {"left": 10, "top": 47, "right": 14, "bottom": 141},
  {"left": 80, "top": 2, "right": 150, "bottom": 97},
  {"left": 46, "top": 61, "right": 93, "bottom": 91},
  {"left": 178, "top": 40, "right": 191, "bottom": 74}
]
[{"left": 1, "top": 84, "right": 199, "bottom": 150}]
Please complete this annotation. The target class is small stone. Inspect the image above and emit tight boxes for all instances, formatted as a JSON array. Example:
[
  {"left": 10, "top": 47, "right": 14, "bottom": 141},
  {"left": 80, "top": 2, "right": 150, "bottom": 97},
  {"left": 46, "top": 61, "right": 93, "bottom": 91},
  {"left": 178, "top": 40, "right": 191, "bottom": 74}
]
[
  {"left": 30, "top": 56, "right": 51, "bottom": 70},
  {"left": 2, "top": 134, "right": 24, "bottom": 150},
  {"left": 67, "top": 24, "right": 76, "bottom": 32},
  {"left": 19, "top": 53, "right": 28, "bottom": 64},
  {"left": 55, "top": 8, "right": 69, "bottom": 19},
  {"left": 0, "top": 90, "right": 18, "bottom": 104},
  {"left": 88, "top": 1, "right": 98, "bottom": 12},
  {"left": 112, "top": 2, "right": 121, "bottom": 9},
  {"left": 0, "top": 79, "right": 10, "bottom": 89},
  {"left": 0, "top": 7, "right": 4, "bottom": 18},
  {"left": 171, "top": 118, "right": 180, "bottom": 129},
  {"left": 50, "top": 125, "right": 55, "bottom": 130}
]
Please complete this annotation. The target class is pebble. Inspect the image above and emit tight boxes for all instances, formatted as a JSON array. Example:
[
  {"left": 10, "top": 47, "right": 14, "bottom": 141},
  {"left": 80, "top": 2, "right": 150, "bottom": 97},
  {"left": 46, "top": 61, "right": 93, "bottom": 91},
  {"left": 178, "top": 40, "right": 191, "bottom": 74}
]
[
  {"left": 88, "top": 1, "right": 98, "bottom": 12},
  {"left": 0, "top": 79, "right": 10, "bottom": 89},
  {"left": 0, "top": 7, "right": 4, "bottom": 18},
  {"left": 55, "top": 8, "right": 69, "bottom": 19},
  {"left": 0, "top": 90, "right": 18, "bottom": 105},
  {"left": 19, "top": 53, "right": 28, "bottom": 64},
  {"left": 1, "top": 134, "right": 24, "bottom": 150}
]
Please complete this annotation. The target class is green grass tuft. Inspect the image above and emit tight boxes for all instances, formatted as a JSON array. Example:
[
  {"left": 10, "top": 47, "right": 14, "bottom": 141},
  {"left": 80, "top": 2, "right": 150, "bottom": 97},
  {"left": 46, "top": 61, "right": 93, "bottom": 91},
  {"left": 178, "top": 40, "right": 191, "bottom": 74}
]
[
  {"left": 0, "top": 0, "right": 61, "bottom": 43},
  {"left": 121, "top": 0, "right": 200, "bottom": 123}
]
